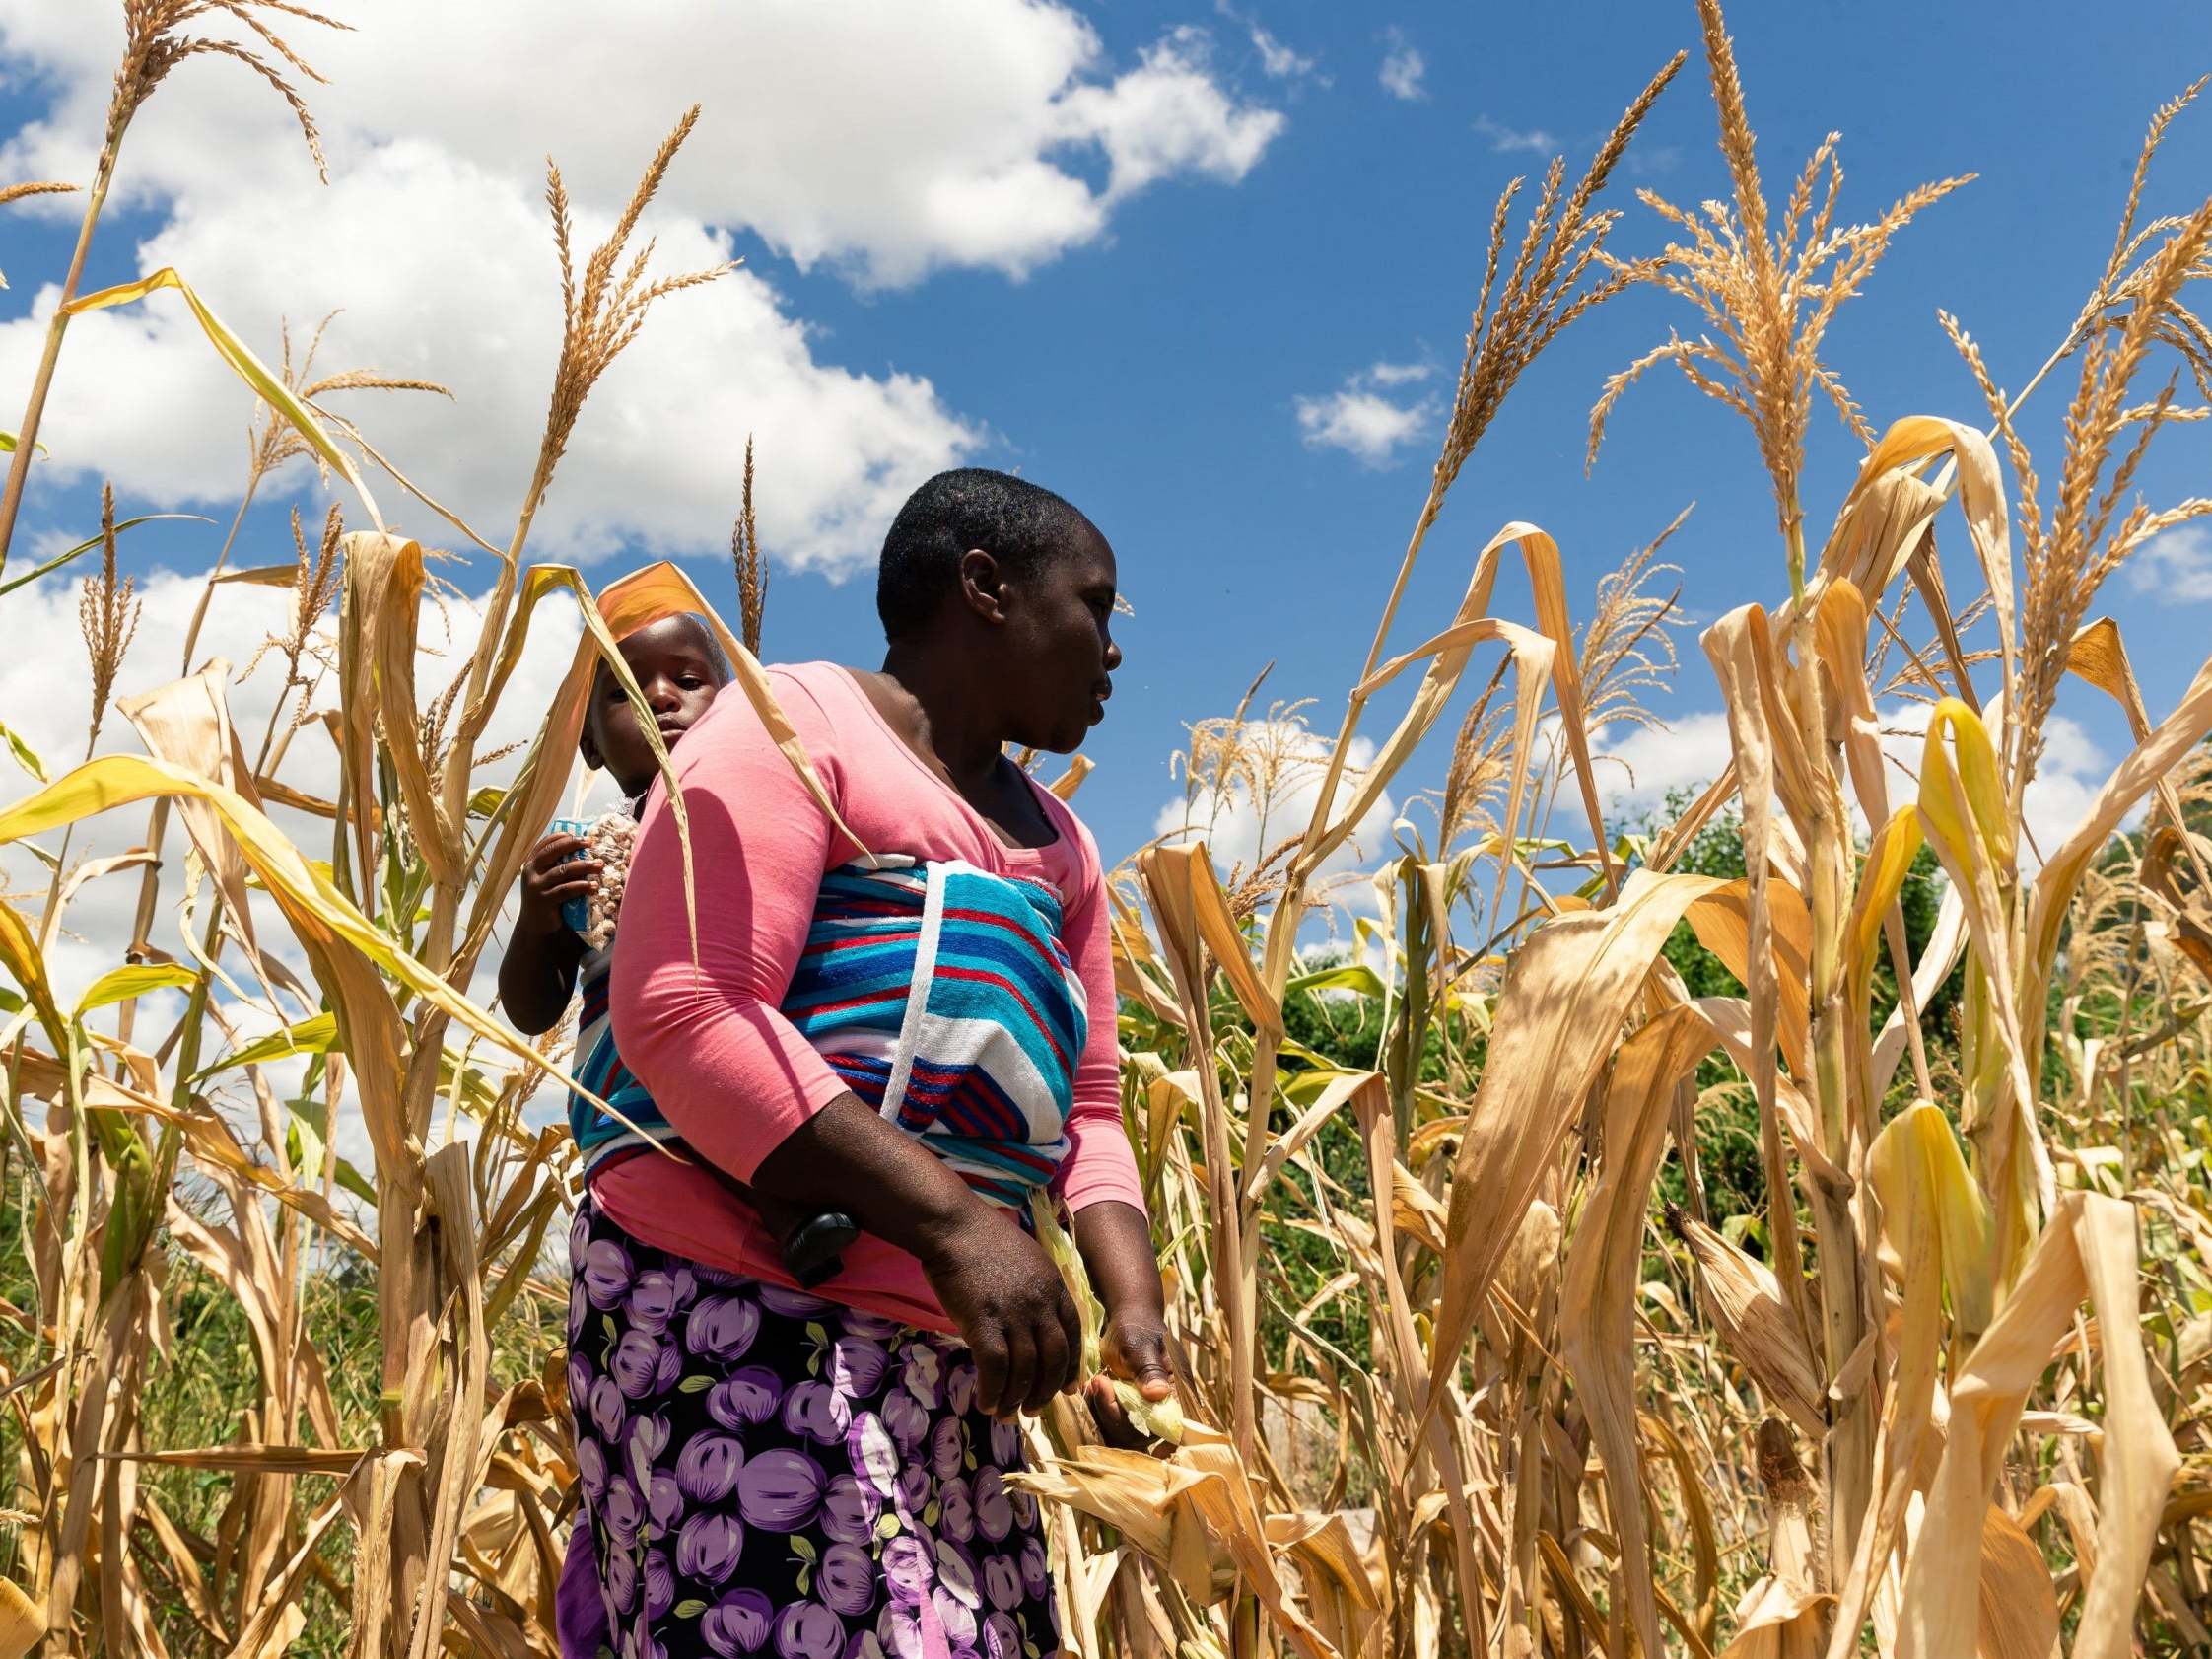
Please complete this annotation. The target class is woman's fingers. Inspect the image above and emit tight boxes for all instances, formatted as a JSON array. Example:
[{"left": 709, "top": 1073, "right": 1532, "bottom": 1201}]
[
  {"left": 1120, "top": 1322, "right": 1176, "bottom": 1400},
  {"left": 1027, "top": 1310, "right": 1070, "bottom": 1415},
  {"left": 998, "top": 1323, "right": 1038, "bottom": 1422},
  {"left": 538, "top": 866, "right": 599, "bottom": 898},
  {"left": 532, "top": 833, "right": 588, "bottom": 869},
  {"left": 973, "top": 1322, "right": 1010, "bottom": 1418}
]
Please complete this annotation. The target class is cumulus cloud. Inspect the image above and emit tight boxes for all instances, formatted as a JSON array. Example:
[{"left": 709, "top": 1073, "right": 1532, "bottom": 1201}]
[
  {"left": 0, "top": 0, "right": 1285, "bottom": 575},
  {"left": 1590, "top": 703, "right": 2131, "bottom": 871},
  {"left": 1475, "top": 114, "right": 1561, "bottom": 155},
  {"left": 1214, "top": 1, "right": 1319, "bottom": 82},
  {"left": 1152, "top": 722, "right": 1398, "bottom": 909},
  {"left": 1378, "top": 27, "right": 1426, "bottom": 102},
  {"left": 1587, "top": 710, "right": 1735, "bottom": 824},
  {"left": 1294, "top": 360, "right": 1438, "bottom": 465},
  {"left": 2127, "top": 523, "right": 2212, "bottom": 602}
]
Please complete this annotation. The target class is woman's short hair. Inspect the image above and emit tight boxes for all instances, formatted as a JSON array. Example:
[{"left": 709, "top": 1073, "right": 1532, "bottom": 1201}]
[{"left": 876, "top": 468, "right": 1093, "bottom": 641}]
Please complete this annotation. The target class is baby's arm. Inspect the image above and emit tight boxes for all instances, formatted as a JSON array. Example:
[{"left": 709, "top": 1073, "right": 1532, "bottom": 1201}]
[{"left": 499, "top": 833, "right": 596, "bottom": 1034}]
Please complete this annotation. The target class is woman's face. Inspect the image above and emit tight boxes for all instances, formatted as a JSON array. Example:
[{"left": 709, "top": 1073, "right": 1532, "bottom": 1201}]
[{"left": 998, "top": 527, "right": 1122, "bottom": 755}]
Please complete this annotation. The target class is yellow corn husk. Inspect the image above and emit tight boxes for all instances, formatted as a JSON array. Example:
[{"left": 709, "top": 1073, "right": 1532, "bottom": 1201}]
[
  {"left": 0, "top": 1577, "right": 44, "bottom": 1659},
  {"left": 1869, "top": 1102, "right": 1993, "bottom": 1339},
  {"left": 1670, "top": 1209, "right": 1827, "bottom": 1437}
]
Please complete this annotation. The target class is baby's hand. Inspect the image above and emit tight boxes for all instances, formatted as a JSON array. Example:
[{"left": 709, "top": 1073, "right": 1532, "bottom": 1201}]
[{"left": 517, "top": 833, "right": 598, "bottom": 938}]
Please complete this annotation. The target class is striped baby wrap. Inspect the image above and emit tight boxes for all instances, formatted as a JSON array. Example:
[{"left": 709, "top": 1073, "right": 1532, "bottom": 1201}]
[
  {"left": 568, "top": 856, "right": 1087, "bottom": 1211},
  {"left": 781, "top": 857, "right": 1087, "bottom": 1209}
]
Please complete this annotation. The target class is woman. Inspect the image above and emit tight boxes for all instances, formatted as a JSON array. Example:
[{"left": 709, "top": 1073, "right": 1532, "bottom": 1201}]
[{"left": 570, "top": 468, "right": 1169, "bottom": 1659}]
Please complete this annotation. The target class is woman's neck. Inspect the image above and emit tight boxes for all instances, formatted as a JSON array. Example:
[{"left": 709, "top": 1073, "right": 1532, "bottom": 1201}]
[{"left": 875, "top": 643, "right": 1004, "bottom": 795}]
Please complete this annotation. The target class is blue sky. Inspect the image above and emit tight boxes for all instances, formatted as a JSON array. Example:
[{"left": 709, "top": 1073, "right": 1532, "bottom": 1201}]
[{"left": 2, "top": 0, "right": 2209, "bottom": 902}]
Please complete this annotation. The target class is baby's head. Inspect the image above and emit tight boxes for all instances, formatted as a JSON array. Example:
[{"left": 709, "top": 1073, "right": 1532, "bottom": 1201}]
[{"left": 579, "top": 612, "right": 732, "bottom": 798}]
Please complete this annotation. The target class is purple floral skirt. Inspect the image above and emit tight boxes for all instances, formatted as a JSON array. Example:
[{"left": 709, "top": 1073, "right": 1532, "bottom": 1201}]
[{"left": 565, "top": 1196, "right": 1062, "bottom": 1659}]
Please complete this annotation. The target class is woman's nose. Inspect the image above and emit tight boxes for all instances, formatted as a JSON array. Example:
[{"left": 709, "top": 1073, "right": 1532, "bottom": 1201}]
[{"left": 1103, "top": 636, "right": 1123, "bottom": 671}]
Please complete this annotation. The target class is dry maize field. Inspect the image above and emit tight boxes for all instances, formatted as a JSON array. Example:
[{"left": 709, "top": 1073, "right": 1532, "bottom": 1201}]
[{"left": 0, "top": 1, "right": 2208, "bottom": 1655}]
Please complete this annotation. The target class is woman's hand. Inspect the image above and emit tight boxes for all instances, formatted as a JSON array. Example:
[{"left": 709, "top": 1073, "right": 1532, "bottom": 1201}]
[
  {"left": 1069, "top": 1199, "right": 1177, "bottom": 1449},
  {"left": 917, "top": 1217, "right": 1084, "bottom": 1421},
  {"left": 517, "top": 833, "right": 597, "bottom": 937},
  {"left": 1087, "top": 1303, "right": 1176, "bottom": 1450}
]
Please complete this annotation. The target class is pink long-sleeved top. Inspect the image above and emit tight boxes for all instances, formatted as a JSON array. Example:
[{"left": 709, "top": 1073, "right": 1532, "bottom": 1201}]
[{"left": 599, "top": 660, "right": 1141, "bottom": 1335}]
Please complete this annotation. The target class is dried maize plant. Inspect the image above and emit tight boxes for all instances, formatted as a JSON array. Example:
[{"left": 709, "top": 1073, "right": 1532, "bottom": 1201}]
[
  {"left": 1529, "top": 1, "right": 2212, "bottom": 1654},
  {"left": 0, "top": 37, "right": 839, "bottom": 1645},
  {"left": 1020, "top": 7, "right": 2212, "bottom": 1659},
  {"left": 1009, "top": 45, "right": 1698, "bottom": 1659}
]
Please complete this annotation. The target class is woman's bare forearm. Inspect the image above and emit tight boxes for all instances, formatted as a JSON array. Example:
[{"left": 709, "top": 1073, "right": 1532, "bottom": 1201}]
[
  {"left": 748, "top": 1094, "right": 990, "bottom": 1261},
  {"left": 1071, "top": 1200, "right": 1164, "bottom": 1321}
]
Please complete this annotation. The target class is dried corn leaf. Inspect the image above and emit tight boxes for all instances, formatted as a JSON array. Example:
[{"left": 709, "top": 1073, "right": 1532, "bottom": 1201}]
[
  {"left": 1896, "top": 1193, "right": 2178, "bottom": 1659},
  {"left": 1671, "top": 1210, "right": 1826, "bottom": 1438},
  {"left": 1431, "top": 868, "right": 1726, "bottom": 1402},
  {"left": 1561, "top": 1002, "right": 1722, "bottom": 1659}
]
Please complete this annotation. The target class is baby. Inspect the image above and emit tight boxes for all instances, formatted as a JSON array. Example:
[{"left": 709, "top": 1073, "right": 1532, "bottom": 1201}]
[{"left": 499, "top": 612, "right": 856, "bottom": 1280}]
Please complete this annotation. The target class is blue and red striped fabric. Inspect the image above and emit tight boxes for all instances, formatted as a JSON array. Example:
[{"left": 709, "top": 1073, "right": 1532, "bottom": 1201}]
[
  {"left": 568, "top": 856, "right": 1087, "bottom": 1212},
  {"left": 782, "top": 858, "right": 1086, "bottom": 1209}
]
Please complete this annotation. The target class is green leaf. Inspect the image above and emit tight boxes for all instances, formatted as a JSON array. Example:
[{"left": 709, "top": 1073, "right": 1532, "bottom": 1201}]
[
  {"left": 796, "top": 1566, "right": 811, "bottom": 1595},
  {"left": 875, "top": 1512, "right": 902, "bottom": 1541},
  {"left": 74, "top": 961, "right": 199, "bottom": 1016},
  {"left": 789, "top": 1535, "right": 817, "bottom": 1561},
  {"left": 672, "top": 1600, "right": 707, "bottom": 1620},
  {"left": 196, "top": 1009, "right": 339, "bottom": 1078},
  {"left": 0, "top": 720, "right": 45, "bottom": 784},
  {"left": 679, "top": 1375, "right": 713, "bottom": 1394},
  {"left": 1285, "top": 962, "right": 1386, "bottom": 1000}
]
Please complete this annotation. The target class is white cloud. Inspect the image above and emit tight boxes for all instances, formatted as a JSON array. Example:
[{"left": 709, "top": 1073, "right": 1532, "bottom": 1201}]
[
  {"left": 1588, "top": 710, "right": 1735, "bottom": 823},
  {"left": 1589, "top": 702, "right": 2131, "bottom": 873},
  {"left": 1475, "top": 114, "right": 1561, "bottom": 155},
  {"left": 1378, "top": 27, "right": 1426, "bottom": 102},
  {"left": 2127, "top": 523, "right": 2212, "bottom": 602},
  {"left": 1058, "top": 26, "right": 1284, "bottom": 204},
  {"left": 1295, "top": 360, "right": 1438, "bottom": 466},
  {"left": 0, "top": 1, "right": 1285, "bottom": 288},
  {"left": 1152, "top": 722, "right": 1397, "bottom": 905},
  {"left": 0, "top": 0, "right": 1286, "bottom": 575},
  {"left": 1214, "top": 2, "right": 1319, "bottom": 82}
]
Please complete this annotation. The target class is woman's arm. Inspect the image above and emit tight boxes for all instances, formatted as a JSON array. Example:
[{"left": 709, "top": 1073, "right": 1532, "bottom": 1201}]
[
  {"left": 1073, "top": 1199, "right": 1174, "bottom": 1423},
  {"left": 499, "top": 832, "right": 594, "bottom": 1034},
  {"left": 752, "top": 1098, "right": 1082, "bottom": 1417}
]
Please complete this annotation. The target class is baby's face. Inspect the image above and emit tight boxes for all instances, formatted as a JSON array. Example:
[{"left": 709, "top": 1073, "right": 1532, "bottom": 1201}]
[{"left": 584, "top": 616, "right": 726, "bottom": 792}]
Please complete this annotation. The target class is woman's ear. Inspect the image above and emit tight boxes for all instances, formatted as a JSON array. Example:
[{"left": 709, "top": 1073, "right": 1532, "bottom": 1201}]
[{"left": 956, "top": 547, "right": 1008, "bottom": 624}]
